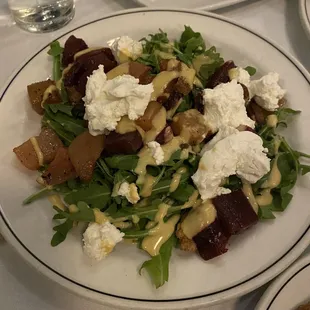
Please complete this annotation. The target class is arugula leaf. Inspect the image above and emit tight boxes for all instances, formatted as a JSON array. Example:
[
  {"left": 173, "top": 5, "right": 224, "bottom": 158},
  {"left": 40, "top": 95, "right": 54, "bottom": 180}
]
[
  {"left": 169, "top": 184, "right": 195, "bottom": 203},
  {"left": 47, "top": 41, "right": 63, "bottom": 81},
  {"left": 122, "top": 228, "right": 151, "bottom": 239},
  {"left": 197, "top": 46, "right": 224, "bottom": 84},
  {"left": 114, "top": 170, "right": 136, "bottom": 185},
  {"left": 140, "top": 29, "right": 169, "bottom": 54},
  {"left": 97, "top": 159, "right": 114, "bottom": 183},
  {"left": 23, "top": 187, "right": 52, "bottom": 205},
  {"left": 162, "top": 149, "right": 182, "bottom": 166},
  {"left": 258, "top": 206, "right": 275, "bottom": 220},
  {"left": 42, "top": 117, "right": 75, "bottom": 146},
  {"left": 223, "top": 175, "right": 242, "bottom": 191},
  {"left": 176, "top": 95, "right": 192, "bottom": 113},
  {"left": 105, "top": 155, "right": 139, "bottom": 170},
  {"left": 48, "top": 41, "right": 63, "bottom": 57},
  {"left": 51, "top": 219, "right": 74, "bottom": 247},
  {"left": 48, "top": 104, "right": 73, "bottom": 116},
  {"left": 244, "top": 66, "right": 256, "bottom": 76},
  {"left": 51, "top": 202, "right": 96, "bottom": 246},
  {"left": 300, "top": 164, "right": 310, "bottom": 175},
  {"left": 178, "top": 26, "right": 205, "bottom": 56},
  {"left": 44, "top": 105, "right": 86, "bottom": 137},
  {"left": 139, "top": 234, "right": 176, "bottom": 288},
  {"left": 53, "top": 202, "right": 96, "bottom": 222},
  {"left": 64, "top": 183, "right": 111, "bottom": 209},
  {"left": 137, "top": 54, "right": 160, "bottom": 73},
  {"left": 276, "top": 108, "right": 301, "bottom": 128},
  {"left": 136, "top": 29, "right": 170, "bottom": 73},
  {"left": 23, "top": 182, "right": 73, "bottom": 205}
]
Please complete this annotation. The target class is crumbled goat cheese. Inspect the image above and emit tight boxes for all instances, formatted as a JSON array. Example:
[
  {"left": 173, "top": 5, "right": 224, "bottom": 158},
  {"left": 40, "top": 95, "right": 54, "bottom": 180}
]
[
  {"left": 203, "top": 80, "right": 255, "bottom": 132},
  {"left": 147, "top": 141, "right": 165, "bottom": 165},
  {"left": 228, "top": 67, "right": 251, "bottom": 87},
  {"left": 84, "top": 65, "right": 153, "bottom": 135},
  {"left": 250, "top": 72, "right": 286, "bottom": 111},
  {"left": 83, "top": 222, "right": 124, "bottom": 261},
  {"left": 192, "top": 131, "right": 270, "bottom": 200},
  {"left": 108, "top": 36, "right": 143, "bottom": 62},
  {"left": 200, "top": 125, "right": 239, "bottom": 155},
  {"left": 118, "top": 181, "right": 140, "bottom": 204}
]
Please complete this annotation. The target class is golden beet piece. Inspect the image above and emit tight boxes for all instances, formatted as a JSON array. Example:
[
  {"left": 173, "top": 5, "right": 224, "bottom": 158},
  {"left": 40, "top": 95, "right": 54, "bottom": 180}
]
[
  {"left": 27, "top": 80, "right": 60, "bottom": 115},
  {"left": 13, "top": 139, "right": 39, "bottom": 171},
  {"left": 13, "top": 128, "right": 63, "bottom": 171},
  {"left": 135, "top": 101, "right": 162, "bottom": 131},
  {"left": 37, "top": 128, "right": 64, "bottom": 163},
  {"left": 176, "top": 223, "right": 197, "bottom": 252},
  {"left": 42, "top": 147, "right": 76, "bottom": 185},
  {"left": 68, "top": 131, "right": 105, "bottom": 182},
  {"left": 171, "top": 109, "right": 210, "bottom": 145}
]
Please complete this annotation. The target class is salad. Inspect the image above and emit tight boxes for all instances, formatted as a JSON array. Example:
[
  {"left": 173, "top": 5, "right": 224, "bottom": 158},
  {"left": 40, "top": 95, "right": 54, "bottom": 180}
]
[{"left": 13, "top": 26, "right": 310, "bottom": 288}]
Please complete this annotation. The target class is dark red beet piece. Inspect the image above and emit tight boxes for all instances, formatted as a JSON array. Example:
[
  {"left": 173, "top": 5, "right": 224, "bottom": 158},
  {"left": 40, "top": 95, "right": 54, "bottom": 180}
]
[
  {"left": 155, "top": 125, "right": 173, "bottom": 145},
  {"left": 103, "top": 130, "right": 143, "bottom": 156},
  {"left": 62, "top": 35, "right": 88, "bottom": 67},
  {"left": 212, "top": 189, "right": 258, "bottom": 235},
  {"left": 193, "top": 88, "right": 204, "bottom": 114},
  {"left": 162, "top": 91, "right": 183, "bottom": 111},
  {"left": 206, "top": 61, "right": 236, "bottom": 89},
  {"left": 64, "top": 48, "right": 117, "bottom": 98},
  {"left": 246, "top": 99, "right": 272, "bottom": 125},
  {"left": 193, "top": 218, "right": 230, "bottom": 261}
]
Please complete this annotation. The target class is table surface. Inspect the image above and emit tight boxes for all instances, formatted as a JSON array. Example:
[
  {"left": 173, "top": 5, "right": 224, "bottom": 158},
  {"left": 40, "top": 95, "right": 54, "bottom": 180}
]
[{"left": 1, "top": 0, "right": 309, "bottom": 309}]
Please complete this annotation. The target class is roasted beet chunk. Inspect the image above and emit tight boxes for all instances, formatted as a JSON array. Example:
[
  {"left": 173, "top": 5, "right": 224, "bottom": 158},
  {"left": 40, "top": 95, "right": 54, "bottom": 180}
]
[
  {"left": 212, "top": 189, "right": 258, "bottom": 235},
  {"left": 64, "top": 48, "right": 117, "bottom": 102},
  {"left": 68, "top": 131, "right": 105, "bottom": 182},
  {"left": 62, "top": 35, "right": 88, "bottom": 67},
  {"left": 193, "top": 218, "right": 230, "bottom": 261},
  {"left": 27, "top": 80, "right": 58, "bottom": 115},
  {"left": 163, "top": 91, "right": 183, "bottom": 111},
  {"left": 193, "top": 87, "right": 204, "bottom": 114},
  {"left": 206, "top": 61, "right": 236, "bottom": 89},
  {"left": 174, "top": 77, "right": 192, "bottom": 95},
  {"left": 42, "top": 147, "right": 76, "bottom": 185},
  {"left": 129, "top": 62, "right": 152, "bottom": 84},
  {"left": 155, "top": 125, "right": 174, "bottom": 145},
  {"left": 247, "top": 99, "right": 271, "bottom": 125},
  {"left": 103, "top": 130, "right": 143, "bottom": 156}
]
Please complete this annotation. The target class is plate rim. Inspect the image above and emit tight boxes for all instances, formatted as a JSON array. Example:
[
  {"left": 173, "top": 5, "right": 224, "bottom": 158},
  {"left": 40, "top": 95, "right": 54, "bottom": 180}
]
[
  {"left": 255, "top": 253, "right": 310, "bottom": 310},
  {"left": 133, "top": 0, "right": 249, "bottom": 11},
  {"left": 299, "top": 0, "right": 310, "bottom": 39},
  {"left": 1, "top": 7, "right": 310, "bottom": 310}
]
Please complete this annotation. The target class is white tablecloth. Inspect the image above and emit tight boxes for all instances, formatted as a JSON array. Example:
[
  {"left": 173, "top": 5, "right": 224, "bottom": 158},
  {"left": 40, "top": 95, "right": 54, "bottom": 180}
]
[{"left": 0, "top": 0, "right": 309, "bottom": 309}]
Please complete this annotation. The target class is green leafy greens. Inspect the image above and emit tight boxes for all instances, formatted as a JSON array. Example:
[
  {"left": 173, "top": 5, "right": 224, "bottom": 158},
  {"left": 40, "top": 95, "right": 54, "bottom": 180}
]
[
  {"left": 256, "top": 107, "right": 310, "bottom": 219},
  {"left": 48, "top": 41, "right": 63, "bottom": 81},
  {"left": 139, "top": 234, "right": 176, "bottom": 288}
]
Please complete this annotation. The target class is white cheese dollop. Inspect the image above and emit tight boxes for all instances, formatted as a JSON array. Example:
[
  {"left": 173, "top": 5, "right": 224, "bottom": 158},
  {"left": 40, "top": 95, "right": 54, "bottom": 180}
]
[
  {"left": 108, "top": 36, "right": 143, "bottom": 62},
  {"left": 147, "top": 141, "right": 165, "bottom": 165},
  {"left": 250, "top": 72, "right": 286, "bottom": 111},
  {"left": 200, "top": 125, "right": 239, "bottom": 155},
  {"left": 118, "top": 181, "right": 140, "bottom": 204},
  {"left": 84, "top": 65, "right": 153, "bottom": 136},
  {"left": 192, "top": 131, "right": 270, "bottom": 201},
  {"left": 83, "top": 222, "right": 124, "bottom": 261},
  {"left": 203, "top": 80, "right": 255, "bottom": 132},
  {"left": 228, "top": 67, "right": 251, "bottom": 87}
]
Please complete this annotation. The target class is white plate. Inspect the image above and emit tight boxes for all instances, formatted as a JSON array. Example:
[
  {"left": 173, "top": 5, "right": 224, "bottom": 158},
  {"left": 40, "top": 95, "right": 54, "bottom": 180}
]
[
  {"left": 133, "top": 0, "right": 249, "bottom": 10},
  {"left": 299, "top": 0, "right": 310, "bottom": 39},
  {"left": 1, "top": 8, "right": 310, "bottom": 310},
  {"left": 255, "top": 253, "right": 310, "bottom": 310}
]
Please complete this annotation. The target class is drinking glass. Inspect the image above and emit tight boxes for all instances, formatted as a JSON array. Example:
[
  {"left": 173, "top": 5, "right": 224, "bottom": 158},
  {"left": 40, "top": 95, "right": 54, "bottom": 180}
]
[{"left": 8, "top": 0, "right": 75, "bottom": 33}]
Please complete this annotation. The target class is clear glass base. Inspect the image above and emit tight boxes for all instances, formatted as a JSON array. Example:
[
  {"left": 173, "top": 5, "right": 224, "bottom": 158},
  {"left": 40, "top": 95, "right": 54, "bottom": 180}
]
[{"left": 10, "top": 1, "right": 75, "bottom": 33}]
